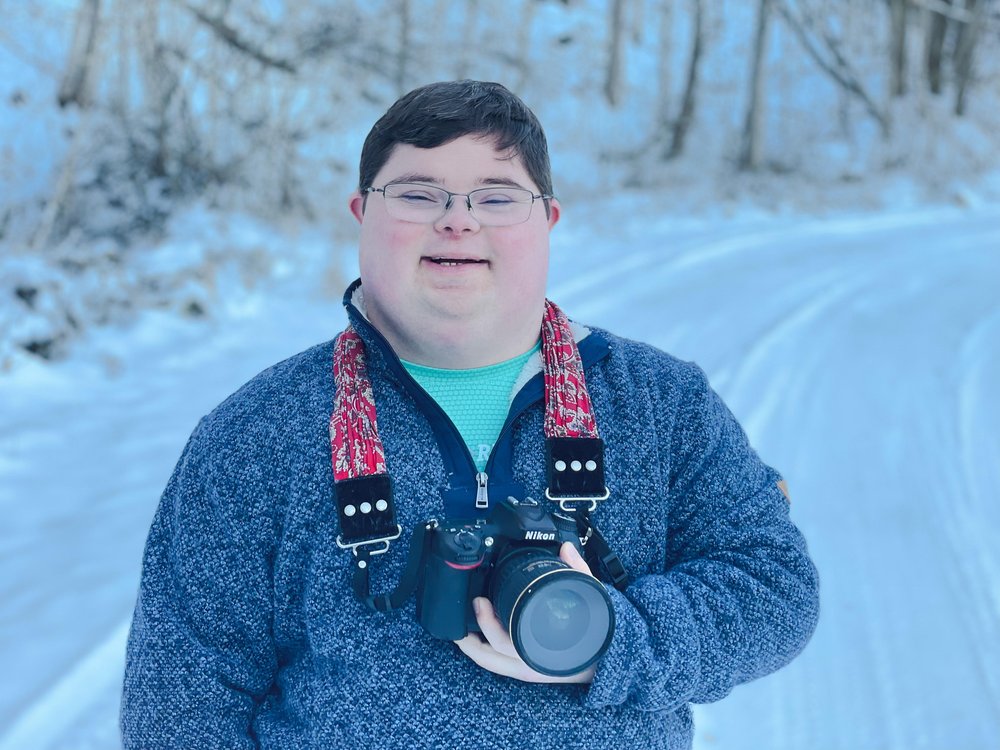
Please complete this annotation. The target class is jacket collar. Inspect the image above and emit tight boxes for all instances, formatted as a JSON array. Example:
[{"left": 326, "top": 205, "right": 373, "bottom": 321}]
[{"left": 341, "top": 278, "right": 610, "bottom": 387}]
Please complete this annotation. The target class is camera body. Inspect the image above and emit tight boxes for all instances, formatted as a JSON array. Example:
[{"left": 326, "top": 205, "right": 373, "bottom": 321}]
[{"left": 415, "top": 496, "right": 615, "bottom": 676}]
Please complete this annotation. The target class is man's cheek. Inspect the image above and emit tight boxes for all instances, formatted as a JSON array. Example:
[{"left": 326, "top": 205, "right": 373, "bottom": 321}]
[{"left": 384, "top": 223, "right": 425, "bottom": 250}]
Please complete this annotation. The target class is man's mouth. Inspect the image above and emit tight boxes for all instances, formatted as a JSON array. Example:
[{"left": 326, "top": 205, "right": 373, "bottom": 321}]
[{"left": 424, "top": 256, "right": 488, "bottom": 267}]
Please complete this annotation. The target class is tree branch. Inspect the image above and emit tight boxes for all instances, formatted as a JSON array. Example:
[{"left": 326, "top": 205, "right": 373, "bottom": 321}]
[
  {"left": 180, "top": 2, "right": 297, "bottom": 74},
  {"left": 908, "top": 0, "right": 976, "bottom": 23},
  {"left": 775, "top": 0, "right": 889, "bottom": 135}
]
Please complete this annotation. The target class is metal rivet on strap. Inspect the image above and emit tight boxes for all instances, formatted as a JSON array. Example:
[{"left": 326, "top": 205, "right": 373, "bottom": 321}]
[
  {"left": 571, "top": 460, "right": 582, "bottom": 471},
  {"left": 360, "top": 502, "right": 372, "bottom": 514},
  {"left": 376, "top": 499, "right": 388, "bottom": 512},
  {"left": 586, "top": 460, "right": 597, "bottom": 471},
  {"left": 344, "top": 504, "right": 357, "bottom": 517},
  {"left": 554, "top": 460, "right": 567, "bottom": 472}
]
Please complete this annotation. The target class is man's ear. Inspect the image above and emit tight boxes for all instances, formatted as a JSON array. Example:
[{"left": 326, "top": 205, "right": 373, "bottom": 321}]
[
  {"left": 546, "top": 197, "right": 561, "bottom": 230},
  {"left": 349, "top": 192, "right": 365, "bottom": 224}
]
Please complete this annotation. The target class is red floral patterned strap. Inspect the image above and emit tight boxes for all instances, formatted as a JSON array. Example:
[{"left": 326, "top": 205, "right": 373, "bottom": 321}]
[
  {"left": 330, "top": 327, "right": 388, "bottom": 482},
  {"left": 541, "top": 300, "right": 599, "bottom": 440},
  {"left": 330, "top": 300, "right": 596, "bottom": 481}
]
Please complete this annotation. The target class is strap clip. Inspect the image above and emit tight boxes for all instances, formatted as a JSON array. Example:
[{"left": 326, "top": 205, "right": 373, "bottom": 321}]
[
  {"left": 545, "top": 437, "right": 610, "bottom": 512},
  {"left": 336, "top": 526, "right": 403, "bottom": 557}
]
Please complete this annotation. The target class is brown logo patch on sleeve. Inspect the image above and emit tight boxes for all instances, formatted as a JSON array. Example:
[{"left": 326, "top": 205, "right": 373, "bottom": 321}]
[{"left": 777, "top": 479, "right": 791, "bottom": 503}]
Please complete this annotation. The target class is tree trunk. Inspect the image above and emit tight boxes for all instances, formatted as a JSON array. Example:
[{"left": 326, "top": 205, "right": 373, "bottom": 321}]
[
  {"left": 58, "top": 0, "right": 102, "bottom": 108},
  {"left": 926, "top": 0, "right": 952, "bottom": 94},
  {"left": 455, "top": 0, "right": 478, "bottom": 79},
  {"left": 395, "top": 0, "right": 411, "bottom": 96},
  {"left": 953, "top": 0, "right": 984, "bottom": 115},
  {"left": 604, "top": 0, "right": 626, "bottom": 107},
  {"left": 655, "top": 0, "right": 673, "bottom": 129},
  {"left": 739, "top": 0, "right": 772, "bottom": 170},
  {"left": 136, "top": 0, "right": 177, "bottom": 179},
  {"left": 665, "top": 0, "right": 704, "bottom": 160},
  {"left": 889, "top": 0, "right": 908, "bottom": 97},
  {"left": 513, "top": 0, "right": 538, "bottom": 90}
]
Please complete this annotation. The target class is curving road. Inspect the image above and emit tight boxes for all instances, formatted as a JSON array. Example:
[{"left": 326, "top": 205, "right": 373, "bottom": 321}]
[
  {"left": 2, "top": 204, "right": 998, "bottom": 748},
  {"left": 551, "top": 205, "right": 1000, "bottom": 749}
]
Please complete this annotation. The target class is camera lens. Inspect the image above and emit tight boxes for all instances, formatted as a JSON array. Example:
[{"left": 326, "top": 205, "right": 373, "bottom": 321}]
[{"left": 491, "top": 549, "right": 615, "bottom": 677}]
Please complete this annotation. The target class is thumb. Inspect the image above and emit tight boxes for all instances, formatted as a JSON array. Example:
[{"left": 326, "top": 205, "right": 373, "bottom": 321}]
[{"left": 559, "top": 541, "right": 593, "bottom": 576}]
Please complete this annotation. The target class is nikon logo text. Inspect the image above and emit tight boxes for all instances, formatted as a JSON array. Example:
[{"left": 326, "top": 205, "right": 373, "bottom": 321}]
[{"left": 525, "top": 531, "right": 556, "bottom": 541}]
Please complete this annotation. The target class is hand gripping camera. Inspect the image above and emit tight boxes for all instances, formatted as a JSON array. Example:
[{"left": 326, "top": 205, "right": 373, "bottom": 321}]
[{"left": 415, "top": 497, "right": 615, "bottom": 677}]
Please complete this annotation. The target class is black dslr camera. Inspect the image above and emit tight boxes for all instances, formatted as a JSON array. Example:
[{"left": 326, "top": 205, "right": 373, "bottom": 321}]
[{"left": 415, "top": 497, "right": 615, "bottom": 677}]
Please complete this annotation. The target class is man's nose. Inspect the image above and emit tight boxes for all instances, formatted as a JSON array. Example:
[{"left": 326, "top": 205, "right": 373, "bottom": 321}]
[{"left": 434, "top": 195, "right": 481, "bottom": 233}]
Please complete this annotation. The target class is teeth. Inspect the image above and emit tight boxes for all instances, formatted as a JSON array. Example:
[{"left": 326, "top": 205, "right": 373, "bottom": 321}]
[{"left": 430, "top": 257, "right": 480, "bottom": 266}]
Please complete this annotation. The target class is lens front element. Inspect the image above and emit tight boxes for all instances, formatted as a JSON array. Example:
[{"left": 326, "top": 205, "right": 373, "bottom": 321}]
[{"left": 492, "top": 550, "right": 615, "bottom": 677}]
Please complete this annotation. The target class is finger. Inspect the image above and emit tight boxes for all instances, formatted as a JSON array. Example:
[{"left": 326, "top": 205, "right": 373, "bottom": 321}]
[
  {"left": 471, "top": 597, "right": 519, "bottom": 659},
  {"left": 559, "top": 542, "right": 594, "bottom": 576},
  {"left": 454, "top": 634, "right": 596, "bottom": 684},
  {"left": 454, "top": 633, "right": 525, "bottom": 678}
]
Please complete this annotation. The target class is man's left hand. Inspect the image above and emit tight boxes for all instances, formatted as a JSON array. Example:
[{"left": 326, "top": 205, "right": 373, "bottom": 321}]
[{"left": 454, "top": 542, "right": 598, "bottom": 684}]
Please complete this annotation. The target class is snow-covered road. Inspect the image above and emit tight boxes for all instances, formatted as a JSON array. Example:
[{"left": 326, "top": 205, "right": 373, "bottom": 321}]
[{"left": 2, "top": 204, "right": 998, "bottom": 748}]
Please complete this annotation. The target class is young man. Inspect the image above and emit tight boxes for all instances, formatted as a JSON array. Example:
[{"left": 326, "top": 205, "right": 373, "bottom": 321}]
[{"left": 122, "top": 80, "right": 819, "bottom": 749}]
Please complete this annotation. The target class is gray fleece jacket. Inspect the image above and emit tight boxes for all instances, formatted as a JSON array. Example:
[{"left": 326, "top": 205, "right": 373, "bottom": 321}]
[{"left": 121, "top": 281, "right": 819, "bottom": 749}]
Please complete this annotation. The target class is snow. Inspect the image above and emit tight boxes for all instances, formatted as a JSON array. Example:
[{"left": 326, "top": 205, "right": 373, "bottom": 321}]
[
  {"left": 3, "top": 1, "right": 1000, "bottom": 745},
  {"left": 2, "top": 200, "right": 999, "bottom": 748}
]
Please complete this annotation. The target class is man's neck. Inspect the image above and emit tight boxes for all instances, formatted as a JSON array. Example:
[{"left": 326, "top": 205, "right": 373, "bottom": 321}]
[
  {"left": 367, "top": 309, "right": 538, "bottom": 369},
  {"left": 353, "top": 284, "right": 545, "bottom": 368},
  {"left": 384, "top": 323, "right": 540, "bottom": 369}
]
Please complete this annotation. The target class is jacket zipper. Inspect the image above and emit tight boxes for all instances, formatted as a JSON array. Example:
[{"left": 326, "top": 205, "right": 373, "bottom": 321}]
[
  {"left": 475, "top": 472, "right": 489, "bottom": 510},
  {"left": 347, "top": 306, "right": 549, "bottom": 510}
]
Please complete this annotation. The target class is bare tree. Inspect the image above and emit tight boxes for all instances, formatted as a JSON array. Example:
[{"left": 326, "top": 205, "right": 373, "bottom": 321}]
[
  {"left": 604, "top": 0, "right": 626, "bottom": 107},
  {"left": 775, "top": 0, "right": 889, "bottom": 136},
  {"left": 926, "top": 0, "right": 952, "bottom": 94},
  {"left": 181, "top": 2, "right": 297, "bottom": 73},
  {"left": 396, "top": 0, "right": 411, "bottom": 95},
  {"left": 888, "top": 0, "right": 908, "bottom": 97},
  {"left": 513, "top": 0, "right": 538, "bottom": 91},
  {"left": 58, "top": 0, "right": 103, "bottom": 108},
  {"left": 455, "top": 0, "right": 478, "bottom": 79},
  {"left": 654, "top": 0, "right": 673, "bottom": 130},
  {"left": 739, "top": 0, "right": 772, "bottom": 170},
  {"left": 953, "top": 0, "right": 986, "bottom": 115},
  {"left": 664, "top": 0, "right": 704, "bottom": 160}
]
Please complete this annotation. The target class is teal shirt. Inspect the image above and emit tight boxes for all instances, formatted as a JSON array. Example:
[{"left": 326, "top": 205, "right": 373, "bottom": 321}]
[{"left": 401, "top": 343, "right": 540, "bottom": 471}]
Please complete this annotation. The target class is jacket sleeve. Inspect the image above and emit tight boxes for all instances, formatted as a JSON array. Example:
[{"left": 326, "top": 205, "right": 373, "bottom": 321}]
[
  {"left": 585, "top": 365, "right": 819, "bottom": 711},
  {"left": 121, "top": 418, "right": 278, "bottom": 748}
]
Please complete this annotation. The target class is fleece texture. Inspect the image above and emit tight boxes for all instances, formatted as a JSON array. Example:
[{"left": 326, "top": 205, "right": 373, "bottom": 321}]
[
  {"left": 121, "top": 282, "right": 820, "bottom": 749},
  {"left": 401, "top": 343, "right": 539, "bottom": 471}
]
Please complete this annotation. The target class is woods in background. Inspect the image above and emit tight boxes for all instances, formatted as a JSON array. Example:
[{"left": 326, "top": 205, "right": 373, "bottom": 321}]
[
  {"left": 14, "top": 0, "right": 1000, "bottom": 246},
  {"left": 1, "top": 0, "right": 998, "bottom": 365}
]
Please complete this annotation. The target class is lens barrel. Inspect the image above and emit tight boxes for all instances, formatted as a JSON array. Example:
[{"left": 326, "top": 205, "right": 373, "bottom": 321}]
[{"left": 491, "top": 549, "right": 615, "bottom": 677}]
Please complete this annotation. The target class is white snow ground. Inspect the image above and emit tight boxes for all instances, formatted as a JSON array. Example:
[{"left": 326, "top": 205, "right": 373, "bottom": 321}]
[{"left": 1, "top": 201, "right": 998, "bottom": 749}]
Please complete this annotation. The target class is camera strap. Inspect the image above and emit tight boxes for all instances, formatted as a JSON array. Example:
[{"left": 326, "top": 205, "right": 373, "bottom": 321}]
[
  {"left": 330, "top": 298, "right": 622, "bottom": 607},
  {"left": 351, "top": 521, "right": 436, "bottom": 613},
  {"left": 539, "top": 303, "right": 611, "bottom": 512},
  {"left": 575, "top": 512, "right": 629, "bottom": 592}
]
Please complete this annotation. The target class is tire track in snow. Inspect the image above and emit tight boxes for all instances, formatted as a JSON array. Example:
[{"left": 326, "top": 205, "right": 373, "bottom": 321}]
[
  {"left": 660, "top": 217, "right": 1000, "bottom": 749},
  {"left": 946, "top": 302, "right": 1000, "bottom": 713},
  {"left": 719, "top": 244, "right": 918, "bottom": 750}
]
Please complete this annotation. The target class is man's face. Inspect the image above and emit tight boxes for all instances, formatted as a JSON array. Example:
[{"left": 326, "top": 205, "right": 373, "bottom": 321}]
[{"left": 349, "top": 134, "right": 560, "bottom": 363}]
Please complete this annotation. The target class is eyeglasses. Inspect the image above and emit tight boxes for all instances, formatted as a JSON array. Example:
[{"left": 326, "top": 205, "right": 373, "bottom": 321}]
[{"left": 364, "top": 182, "right": 552, "bottom": 227}]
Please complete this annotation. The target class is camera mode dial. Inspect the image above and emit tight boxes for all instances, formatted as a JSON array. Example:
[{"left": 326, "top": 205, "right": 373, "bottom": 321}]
[{"left": 437, "top": 522, "right": 487, "bottom": 568}]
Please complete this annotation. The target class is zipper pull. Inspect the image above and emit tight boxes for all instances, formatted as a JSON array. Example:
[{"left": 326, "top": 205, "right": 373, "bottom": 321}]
[{"left": 475, "top": 472, "right": 489, "bottom": 510}]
